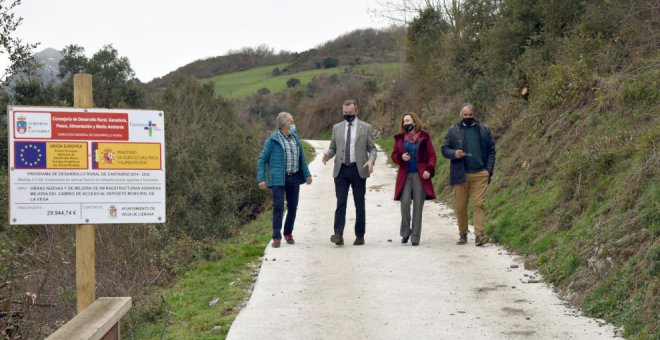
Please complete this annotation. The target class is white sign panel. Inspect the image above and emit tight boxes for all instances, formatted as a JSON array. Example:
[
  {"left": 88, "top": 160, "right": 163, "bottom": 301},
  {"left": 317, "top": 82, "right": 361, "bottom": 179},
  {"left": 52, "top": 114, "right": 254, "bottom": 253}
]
[{"left": 7, "top": 106, "right": 166, "bottom": 225}]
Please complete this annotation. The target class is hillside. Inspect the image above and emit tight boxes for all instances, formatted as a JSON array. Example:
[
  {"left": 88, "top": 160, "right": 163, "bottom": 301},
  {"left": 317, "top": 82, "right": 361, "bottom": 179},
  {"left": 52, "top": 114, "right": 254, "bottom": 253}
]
[
  {"left": 234, "top": 1, "right": 658, "bottom": 338},
  {"left": 203, "top": 62, "right": 401, "bottom": 99},
  {"left": 146, "top": 27, "right": 405, "bottom": 92},
  {"left": 1, "top": 1, "right": 656, "bottom": 338}
]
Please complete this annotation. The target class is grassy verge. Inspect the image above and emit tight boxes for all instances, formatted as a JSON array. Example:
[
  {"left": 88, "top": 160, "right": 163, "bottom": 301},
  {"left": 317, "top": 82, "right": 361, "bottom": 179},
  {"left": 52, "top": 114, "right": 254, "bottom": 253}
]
[
  {"left": 129, "top": 142, "right": 315, "bottom": 339},
  {"left": 129, "top": 214, "right": 273, "bottom": 339},
  {"left": 315, "top": 129, "right": 332, "bottom": 140}
]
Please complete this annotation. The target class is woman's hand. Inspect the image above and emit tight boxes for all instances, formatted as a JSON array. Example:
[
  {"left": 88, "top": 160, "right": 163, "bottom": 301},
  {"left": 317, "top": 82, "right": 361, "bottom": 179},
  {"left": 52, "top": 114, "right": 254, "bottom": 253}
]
[
  {"left": 422, "top": 171, "right": 430, "bottom": 179},
  {"left": 402, "top": 152, "right": 411, "bottom": 161}
]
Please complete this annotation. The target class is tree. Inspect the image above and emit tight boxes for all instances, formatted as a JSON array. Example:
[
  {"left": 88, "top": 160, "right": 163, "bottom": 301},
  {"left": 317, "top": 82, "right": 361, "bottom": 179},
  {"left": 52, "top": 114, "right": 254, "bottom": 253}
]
[
  {"left": 373, "top": 0, "right": 465, "bottom": 39},
  {"left": 406, "top": 7, "right": 452, "bottom": 102},
  {"left": 11, "top": 62, "right": 56, "bottom": 105},
  {"left": 87, "top": 44, "right": 143, "bottom": 108},
  {"left": 322, "top": 57, "right": 340, "bottom": 69},
  {"left": 56, "top": 44, "right": 144, "bottom": 108},
  {"left": 57, "top": 44, "right": 87, "bottom": 79},
  {"left": 0, "top": 0, "right": 38, "bottom": 84}
]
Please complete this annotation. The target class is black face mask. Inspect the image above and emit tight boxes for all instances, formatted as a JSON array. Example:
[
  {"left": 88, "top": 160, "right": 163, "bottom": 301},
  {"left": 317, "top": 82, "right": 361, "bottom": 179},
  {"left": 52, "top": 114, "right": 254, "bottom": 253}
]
[
  {"left": 403, "top": 124, "right": 414, "bottom": 132},
  {"left": 344, "top": 114, "right": 355, "bottom": 122},
  {"left": 462, "top": 117, "right": 475, "bottom": 126}
]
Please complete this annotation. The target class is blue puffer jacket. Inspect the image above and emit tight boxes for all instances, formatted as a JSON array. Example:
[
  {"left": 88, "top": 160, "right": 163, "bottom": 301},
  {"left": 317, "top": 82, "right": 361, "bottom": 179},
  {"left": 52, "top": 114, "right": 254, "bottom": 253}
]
[{"left": 256, "top": 131, "right": 311, "bottom": 187}]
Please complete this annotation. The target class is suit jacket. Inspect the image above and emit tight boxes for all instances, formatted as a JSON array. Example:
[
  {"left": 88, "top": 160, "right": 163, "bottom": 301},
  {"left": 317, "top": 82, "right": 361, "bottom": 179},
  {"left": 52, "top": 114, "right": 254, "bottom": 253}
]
[{"left": 326, "top": 118, "right": 377, "bottom": 179}]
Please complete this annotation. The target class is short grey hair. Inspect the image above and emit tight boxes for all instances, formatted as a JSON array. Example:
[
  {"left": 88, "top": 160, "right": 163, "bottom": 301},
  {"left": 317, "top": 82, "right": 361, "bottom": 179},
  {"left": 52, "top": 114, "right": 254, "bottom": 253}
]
[
  {"left": 276, "top": 112, "right": 292, "bottom": 128},
  {"left": 460, "top": 103, "right": 477, "bottom": 115}
]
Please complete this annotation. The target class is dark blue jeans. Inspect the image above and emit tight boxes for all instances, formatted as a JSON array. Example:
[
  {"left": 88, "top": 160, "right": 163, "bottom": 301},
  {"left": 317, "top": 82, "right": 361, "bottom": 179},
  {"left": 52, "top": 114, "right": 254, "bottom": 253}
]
[
  {"left": 333, "top": 164, "right": 366, "bottom": 237},
  {"left": 271, "top": 175, "right": 301, "bottom": 239}
]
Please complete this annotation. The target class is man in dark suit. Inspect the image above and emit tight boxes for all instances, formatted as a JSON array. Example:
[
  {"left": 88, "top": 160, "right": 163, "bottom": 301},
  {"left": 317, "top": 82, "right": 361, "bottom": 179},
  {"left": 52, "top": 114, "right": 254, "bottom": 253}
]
[{"left": 322, "top": 100, "right": 378, "bottom": 246}]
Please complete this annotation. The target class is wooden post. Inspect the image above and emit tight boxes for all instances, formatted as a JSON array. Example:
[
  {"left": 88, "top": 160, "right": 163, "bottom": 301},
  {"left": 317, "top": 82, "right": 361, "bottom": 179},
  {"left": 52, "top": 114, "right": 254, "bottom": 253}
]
[
  {"left": 74, "top": 74, "right": 95, "bottom": 313},
  {"left": 74, "top": 74, "right": 94, "bottom": 108}
]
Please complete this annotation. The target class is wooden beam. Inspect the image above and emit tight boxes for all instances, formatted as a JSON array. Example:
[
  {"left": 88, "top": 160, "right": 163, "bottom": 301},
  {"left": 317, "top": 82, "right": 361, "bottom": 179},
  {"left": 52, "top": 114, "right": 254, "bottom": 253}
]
[
  {"left": 74, "top": 73, "right": 95, "bottom": 313},
  {"left": 46, "top": 297, "right": 131, "bottom": 340}
]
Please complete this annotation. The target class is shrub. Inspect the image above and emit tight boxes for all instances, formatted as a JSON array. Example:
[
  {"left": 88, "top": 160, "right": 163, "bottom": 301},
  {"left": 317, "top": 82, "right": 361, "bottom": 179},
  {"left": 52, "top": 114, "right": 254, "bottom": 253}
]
[
  {"left": 158, "top": 75, "right": 267, "bottom": 239},
  {"left": 286, "top": 78, "right": 301, "bottom": 88}
]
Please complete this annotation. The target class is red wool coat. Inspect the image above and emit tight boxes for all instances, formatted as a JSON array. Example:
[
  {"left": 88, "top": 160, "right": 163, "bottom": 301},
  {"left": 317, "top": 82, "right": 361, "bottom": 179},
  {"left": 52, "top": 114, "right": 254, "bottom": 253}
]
[{"left": 391, "top": 130, "right": 437, "bottom": 201}]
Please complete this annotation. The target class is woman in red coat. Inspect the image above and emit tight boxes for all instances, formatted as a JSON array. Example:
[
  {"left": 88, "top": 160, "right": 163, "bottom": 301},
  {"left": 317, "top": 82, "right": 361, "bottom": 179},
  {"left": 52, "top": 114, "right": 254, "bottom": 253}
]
[{"left": 391, "top": 112, "right": 437, "bottom": 246}]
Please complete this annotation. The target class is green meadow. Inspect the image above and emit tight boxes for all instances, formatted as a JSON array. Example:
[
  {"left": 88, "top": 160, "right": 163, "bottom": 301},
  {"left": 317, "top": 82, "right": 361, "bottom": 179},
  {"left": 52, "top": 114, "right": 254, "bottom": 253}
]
[{"left": 202, "top": 63, "right": 401, "bottom": 99}]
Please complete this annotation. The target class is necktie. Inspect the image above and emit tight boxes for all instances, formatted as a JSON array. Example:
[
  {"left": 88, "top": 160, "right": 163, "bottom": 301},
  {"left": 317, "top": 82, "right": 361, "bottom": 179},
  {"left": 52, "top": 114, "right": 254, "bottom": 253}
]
[{"left": 344, "top": 122, "right": 352, "bottom": 165}]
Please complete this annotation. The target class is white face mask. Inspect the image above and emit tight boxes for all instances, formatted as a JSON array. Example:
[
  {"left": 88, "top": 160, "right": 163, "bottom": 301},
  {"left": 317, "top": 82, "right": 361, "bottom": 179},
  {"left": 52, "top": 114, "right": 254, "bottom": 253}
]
[{"left": 289, "top": 124, "right": 296, "bottom": 134}]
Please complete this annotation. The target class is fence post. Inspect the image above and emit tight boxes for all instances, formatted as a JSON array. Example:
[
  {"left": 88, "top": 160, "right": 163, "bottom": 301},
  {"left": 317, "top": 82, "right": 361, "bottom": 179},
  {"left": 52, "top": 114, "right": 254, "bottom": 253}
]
[{"left": 73, "top": 74, "right": 95, "bottom": 313}]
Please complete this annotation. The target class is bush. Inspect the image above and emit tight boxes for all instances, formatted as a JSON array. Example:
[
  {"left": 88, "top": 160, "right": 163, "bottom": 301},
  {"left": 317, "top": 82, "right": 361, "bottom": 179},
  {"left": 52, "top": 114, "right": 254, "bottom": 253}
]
[
  {"left": 286, "top": 77, "right": 301, "bottom": 88},
  {"left": 321, "top": 57, "right": 339, "bottom": 69},
  {"left": 157, "top": 75, "right": 267, "bottom": 239}
]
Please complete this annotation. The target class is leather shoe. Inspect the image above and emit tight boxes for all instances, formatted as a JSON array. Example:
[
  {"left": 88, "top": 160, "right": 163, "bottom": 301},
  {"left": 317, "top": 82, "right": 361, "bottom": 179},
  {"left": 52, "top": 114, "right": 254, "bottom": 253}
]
[
  {"left": 272, "top": 239, "right": 281, "bottom": 248},
  {"left": 456, "top": 233, "right": 467, "bottom": 245},
  {"left": 284, "top": 234, "right": 295, "bottom": 245},
  {"left": 401, "top": 236, "right": 409, "bottom": 244},
  {"left": 475, "top": 232, "right": 490, "bottom": 247},
  {"left": 330, "top": 234, "right": 344, "bottom": 245},
  {"left": 411, "top": 242, "right": 419, "bottom": 246},
  {"left": 353, "top": 237, "right": 365, "bottom": 246}
]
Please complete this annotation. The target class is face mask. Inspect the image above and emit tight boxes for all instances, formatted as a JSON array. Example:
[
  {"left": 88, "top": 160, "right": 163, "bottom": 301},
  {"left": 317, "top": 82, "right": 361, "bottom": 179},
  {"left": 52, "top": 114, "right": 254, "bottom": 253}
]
[
  {"left": 462, "top": 117, "right": 475, "bottom": 126},
  {"left": 403, "top": 124, "right": 414, "bottom": 132},
  {"left": 289, "top": 124, "right": 296, "bottom": 134},
  {"left": 344, "top": 114, "right": 355, "bottom": 122}
]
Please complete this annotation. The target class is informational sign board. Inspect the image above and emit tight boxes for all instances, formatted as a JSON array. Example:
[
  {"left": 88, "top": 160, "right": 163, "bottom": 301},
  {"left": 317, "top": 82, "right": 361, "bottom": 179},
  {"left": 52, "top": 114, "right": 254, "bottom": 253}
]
[{"left": 7, "top": 106, "right": 166, "bottom": 225}]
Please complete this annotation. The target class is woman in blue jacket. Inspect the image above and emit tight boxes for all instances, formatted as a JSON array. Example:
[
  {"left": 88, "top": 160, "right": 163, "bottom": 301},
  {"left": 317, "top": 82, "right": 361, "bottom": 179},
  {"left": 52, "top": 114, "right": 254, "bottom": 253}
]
[{"left": 257, "top": 112, "right": 312, "bottom": 247}]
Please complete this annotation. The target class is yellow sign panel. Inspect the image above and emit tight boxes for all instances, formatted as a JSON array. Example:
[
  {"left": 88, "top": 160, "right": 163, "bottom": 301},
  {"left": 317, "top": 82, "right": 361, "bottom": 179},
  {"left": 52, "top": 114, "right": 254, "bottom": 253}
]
[
  {"left": 46, "top": 142, "right": 88, "bottom": 169},
  {"left": 94, "top": 143, "right": 161, "bottom": 170}
]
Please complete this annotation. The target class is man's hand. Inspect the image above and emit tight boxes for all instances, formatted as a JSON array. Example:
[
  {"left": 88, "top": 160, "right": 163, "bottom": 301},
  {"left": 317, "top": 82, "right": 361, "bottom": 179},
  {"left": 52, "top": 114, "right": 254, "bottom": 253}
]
[
  {"left": 455, "top": 150, "right": 466, "bottom": 159},
  {"left": 258, "top": 181, "right": 266, "bottom": 190},
  {"left": 363, "top": 160, "right": 374, "bottom": 174},
  {"left": 322, "top": 153, "right": 329, "bottom": 165},
  {"left": 422, "top": 170, "right": 431, "bottom": 179},
  {"left": 402, "top": 152, "right": 411, "bottom": 161},
  {"left": 306, "top": 176, "right": 313, "bottom": 185}
]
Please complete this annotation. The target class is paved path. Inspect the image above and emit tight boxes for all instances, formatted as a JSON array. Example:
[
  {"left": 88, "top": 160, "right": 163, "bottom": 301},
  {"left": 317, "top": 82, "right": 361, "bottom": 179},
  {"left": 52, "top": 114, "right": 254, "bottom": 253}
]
[{"left": 227, "top": 140, "right": 621, "bottom": 340}]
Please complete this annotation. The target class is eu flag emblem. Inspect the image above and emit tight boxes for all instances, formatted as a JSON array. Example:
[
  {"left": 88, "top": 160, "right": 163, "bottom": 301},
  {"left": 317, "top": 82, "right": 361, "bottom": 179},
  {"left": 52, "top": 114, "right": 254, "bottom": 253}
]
[{"left": 15, "top": 142, "right": 47, "bottom": 169}]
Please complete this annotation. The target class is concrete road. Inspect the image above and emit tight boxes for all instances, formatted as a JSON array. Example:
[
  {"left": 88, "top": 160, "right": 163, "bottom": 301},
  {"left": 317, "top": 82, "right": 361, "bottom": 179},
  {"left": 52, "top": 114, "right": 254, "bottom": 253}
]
[{"left": 227, "top": 140, "right": 621, "bottom": 340}]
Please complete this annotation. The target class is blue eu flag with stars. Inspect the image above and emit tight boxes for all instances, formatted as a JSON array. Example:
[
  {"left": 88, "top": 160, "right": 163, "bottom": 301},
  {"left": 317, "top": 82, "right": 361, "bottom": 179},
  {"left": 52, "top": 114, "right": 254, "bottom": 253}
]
[{"left": 15, "top": 142, "right": 47, "bottom": 169}]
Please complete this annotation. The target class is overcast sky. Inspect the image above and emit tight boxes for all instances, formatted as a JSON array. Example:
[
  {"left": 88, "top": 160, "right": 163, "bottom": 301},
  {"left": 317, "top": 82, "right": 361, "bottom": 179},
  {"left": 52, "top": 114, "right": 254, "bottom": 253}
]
[{"left": 4, "top": 0, "right": 393, "bottom": 82}]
